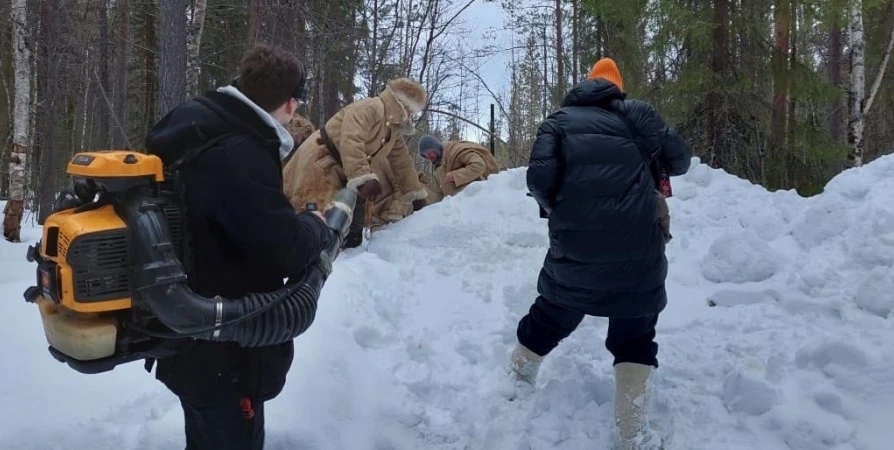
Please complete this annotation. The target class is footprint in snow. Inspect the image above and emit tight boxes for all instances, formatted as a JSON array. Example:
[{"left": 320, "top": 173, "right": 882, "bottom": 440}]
[
  {"left": 502, "top": 283, "right": 537, "bottom": 313},
  {"left": 455, "top": 339, "right": 486, "bottom": 365},
  {"left": 706, "top": 289, "right": 780, "bottom": 308},
  {"left": 353, "top": 325, "right": 395, "bottom": 350}
]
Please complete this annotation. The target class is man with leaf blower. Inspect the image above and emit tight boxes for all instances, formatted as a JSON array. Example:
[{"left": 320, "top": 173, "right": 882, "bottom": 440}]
[{"left": 143, "top": 44, "right": 333, "bottom": 450}]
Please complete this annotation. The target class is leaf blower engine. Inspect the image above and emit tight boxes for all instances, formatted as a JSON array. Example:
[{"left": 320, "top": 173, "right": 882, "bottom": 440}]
[{"left": 22, "top": 150, "right": 356, "bottom": 374}]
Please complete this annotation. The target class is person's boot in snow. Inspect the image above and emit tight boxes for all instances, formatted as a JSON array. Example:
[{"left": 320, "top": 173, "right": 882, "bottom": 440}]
[
  {"left": 614, "top": 362, "right": 661, "bottom": 450},
  {"left": 508, "top": 341, "right": 543, "bottom": 385}
]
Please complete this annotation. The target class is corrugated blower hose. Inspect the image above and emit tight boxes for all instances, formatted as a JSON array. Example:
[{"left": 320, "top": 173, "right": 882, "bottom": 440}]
[{"left": 22, "top": 150, "right": 356, "bottom": 374}]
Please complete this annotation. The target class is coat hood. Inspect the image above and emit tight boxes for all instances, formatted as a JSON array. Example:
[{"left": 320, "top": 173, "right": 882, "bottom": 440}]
[
  {"left": 217, "top": 85, "right": 294, "bottom": 159},
  {"left": 145, "top": 85, "right": 294, "bottom": 168},
  {"left": 561, "top": 79, "right": 626, "bottom": 108},
  {"left": 418, "top": 135, "right": 443, "bottom": 165}
]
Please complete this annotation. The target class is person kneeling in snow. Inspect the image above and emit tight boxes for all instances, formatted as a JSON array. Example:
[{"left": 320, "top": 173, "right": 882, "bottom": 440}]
[
  {"left": 509, "top": 57, "right": 691, "bottom": 449},
  {"left": 282, "top": 77, "right": 430, "bottom": 248},
  {"left": 415, "top": 135, "right": 499, "bottom": 207}
]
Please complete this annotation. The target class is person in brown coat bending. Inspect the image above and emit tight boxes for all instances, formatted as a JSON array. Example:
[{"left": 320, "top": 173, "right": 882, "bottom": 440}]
[
  {"left": 288, "top": 109, "right": 417, "bottom": 233},
  {"left": 415, "top": 135, "right": 499, "bottom": 207},
  {"left": 282, "top": 77, "right": 429, "bottom": 248}
]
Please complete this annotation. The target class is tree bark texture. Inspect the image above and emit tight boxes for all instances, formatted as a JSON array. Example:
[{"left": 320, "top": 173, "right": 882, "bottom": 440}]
[
  {"left": 4, "top": 0, "right": 31, "bottom": 242},
  {"left": 112, "top": 0, "right": 130, "bottom": 148},
  {"left": 186, "top": 0, "right": 207, "bottom": 97},
  {"left": 847, "top": 0, "right": 865, "bottom": 166},
  {"left": 157, "top": 0, "right": 188, "bottom": 121}
]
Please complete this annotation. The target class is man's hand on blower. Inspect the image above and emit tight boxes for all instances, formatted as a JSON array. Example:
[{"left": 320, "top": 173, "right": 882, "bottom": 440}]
[{"left": 309, "top": 210, "right": 325, "bottom": 222}]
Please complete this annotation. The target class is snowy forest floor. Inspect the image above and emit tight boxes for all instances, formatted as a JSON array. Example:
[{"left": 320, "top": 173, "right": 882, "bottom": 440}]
[{"left": 2, "top": 156, "right": 894, "bottom": 450}]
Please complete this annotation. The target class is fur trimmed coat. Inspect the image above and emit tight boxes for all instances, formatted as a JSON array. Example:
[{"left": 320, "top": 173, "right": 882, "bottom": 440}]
[
  {"left": 425, "top": 140, "right": 499, "bottom": 204},
  {"left": 287, "top": 113, "right": 315, "bottom": 151},
  {"left": 283, "top": 81, "right": 428, "bottom": 212},
  {"left": 367, "top": 155, "right": 414, "bottom": 230}
]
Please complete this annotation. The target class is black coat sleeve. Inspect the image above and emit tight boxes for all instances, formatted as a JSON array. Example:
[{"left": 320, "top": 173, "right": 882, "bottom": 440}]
[
  {"left": 629, "top": 99, "right": 692, "bottom": 177},
  {"left": 658, "top": 128, "right": 691, "bottom": 176},
  {"left": 212, "top": 139, "right": 334, "bottom": 279},
  {"left": 526, "top": 115, "right": 563, "bottom": 214}
]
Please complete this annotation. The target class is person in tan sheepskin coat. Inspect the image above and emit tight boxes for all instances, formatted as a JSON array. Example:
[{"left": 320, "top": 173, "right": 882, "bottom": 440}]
[
  {"left": 282, "top": 77, "right": 429, "bottom": 248},
  {"left": 287, "top": 112, "right": 315, "bottom": 150},
  {"left": 416, "top": 135, "right": 499, "bottom": 206}
]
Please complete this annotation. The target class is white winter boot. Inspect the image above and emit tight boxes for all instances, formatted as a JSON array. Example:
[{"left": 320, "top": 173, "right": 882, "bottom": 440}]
[
  {"left": 614, "top": 362, "right": 661, "bottom": 450},
  {"left": 508, "top": 341, "right": 543, "bottom": 385}
]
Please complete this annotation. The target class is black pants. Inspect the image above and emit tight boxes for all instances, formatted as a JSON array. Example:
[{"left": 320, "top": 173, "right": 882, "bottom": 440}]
[
  {"left": 180, "top": 395, "right": 265, "bottom": 450},
  {"left": 516, "top": 296, "right": 659, "bottom": 367}
]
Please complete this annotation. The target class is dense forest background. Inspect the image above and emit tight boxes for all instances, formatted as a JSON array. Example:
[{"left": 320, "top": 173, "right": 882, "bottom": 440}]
[{"left": 1, "top": 0, "right": 893, "bottom": 234}]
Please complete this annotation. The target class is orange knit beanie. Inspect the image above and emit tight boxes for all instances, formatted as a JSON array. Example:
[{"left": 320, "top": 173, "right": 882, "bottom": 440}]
[{"left": 587, "top": 58, "right": 623, "bottom": 92}]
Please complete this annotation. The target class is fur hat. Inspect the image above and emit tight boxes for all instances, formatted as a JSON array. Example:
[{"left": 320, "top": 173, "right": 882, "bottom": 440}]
[
  {"left": 418, "top": 135, "right": 442, "bottom": 155},
  {"left": 418, "top": 135, "right": 442, "bottom": 165},
  {"left": 388, "top": 78, "right": 428, "bottom": 115},
  {"left": 587, "top": 58, "right": 624, "bottom": 92}
]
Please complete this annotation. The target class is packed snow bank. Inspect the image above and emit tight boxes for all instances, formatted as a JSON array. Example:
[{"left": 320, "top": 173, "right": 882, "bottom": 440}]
[{"left": 2, "top": 155, "right": 894, "bottom": 449}]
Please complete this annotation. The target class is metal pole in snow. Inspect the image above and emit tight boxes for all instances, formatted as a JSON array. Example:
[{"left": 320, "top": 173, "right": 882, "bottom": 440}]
[{"left": 489, "top": 104, "right": 495, "bottom": 156}]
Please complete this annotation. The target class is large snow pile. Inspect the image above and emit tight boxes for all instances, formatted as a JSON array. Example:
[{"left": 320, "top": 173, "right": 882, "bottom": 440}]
[{"left": 1, "top": 155, "right": 894, "bottom": 449}]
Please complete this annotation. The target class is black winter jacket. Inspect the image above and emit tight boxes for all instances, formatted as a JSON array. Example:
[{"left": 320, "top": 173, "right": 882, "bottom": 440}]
[
  {"left": 144, "top": 86, "right": 334, "bottom": 403},
  {"left": 527, "top": 79, "right": 691, "bottom": 318}
]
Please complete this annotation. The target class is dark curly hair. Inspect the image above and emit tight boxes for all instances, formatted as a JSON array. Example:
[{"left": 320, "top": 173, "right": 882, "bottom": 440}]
[{"left": 237, "top": 44, "right": 304, "bottom": 112}]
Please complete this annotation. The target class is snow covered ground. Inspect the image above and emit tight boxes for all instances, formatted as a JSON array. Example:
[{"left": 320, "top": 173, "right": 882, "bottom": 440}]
[{"left": 2, "top": 155, "right": 894, "bottom": 450}]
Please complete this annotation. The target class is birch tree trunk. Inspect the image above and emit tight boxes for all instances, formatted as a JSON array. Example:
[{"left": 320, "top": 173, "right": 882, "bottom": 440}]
[
  {"left": 572, "top": 0, "right": 580, "bottom": 80},
  {"left": 862, "top": 14, "right": 894, "bottom": 118},
  {"left": 4, "top": 0, "right": 31, "bottom": 242},
  {"left": 186, "top": 0, "right": 207, "bottom": 97},
  {"left": 847, "top": 0, "right": 865, "bottom": 167}
]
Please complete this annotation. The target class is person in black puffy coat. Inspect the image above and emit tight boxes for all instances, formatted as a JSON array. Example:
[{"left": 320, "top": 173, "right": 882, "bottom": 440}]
[{"left": 508, "top": 58, "right": 691, "bottom": 449}]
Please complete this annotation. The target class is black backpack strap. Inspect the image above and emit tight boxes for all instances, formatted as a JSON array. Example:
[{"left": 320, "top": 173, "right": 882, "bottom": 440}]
[
  {"left": 606, "top": 102, "right": 660, "bottom": 186},
  {"left": 318, "top": 125, "right": 343, "bottom": 165},
  {"left": 166, "top": 130, "right": 240, "bottom": 174}
]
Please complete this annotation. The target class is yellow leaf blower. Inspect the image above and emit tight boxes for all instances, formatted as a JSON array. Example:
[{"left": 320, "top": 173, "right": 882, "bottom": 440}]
[{"left": 22, "top": 150, "right": 356, "bottom": 374}]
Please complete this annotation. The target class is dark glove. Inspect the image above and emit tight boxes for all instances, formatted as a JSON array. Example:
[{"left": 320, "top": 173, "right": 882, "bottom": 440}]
[
  {"left": 412, "top": 199, "right": 426, "bottom": 212},
  {"left": 356, "top": 179, "right": 383, "bottom": 201},
  {"left": 343, "top": 230, "right": 363, "bottom": 249}
]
